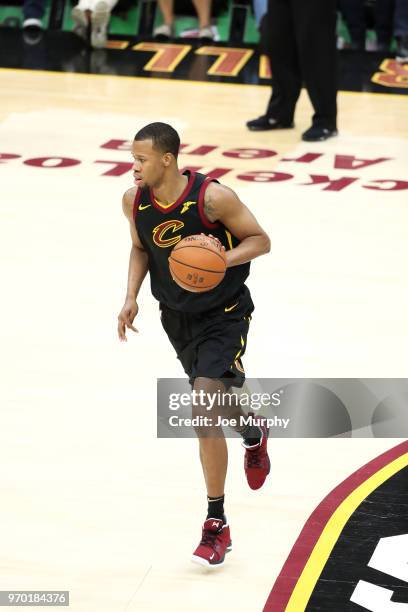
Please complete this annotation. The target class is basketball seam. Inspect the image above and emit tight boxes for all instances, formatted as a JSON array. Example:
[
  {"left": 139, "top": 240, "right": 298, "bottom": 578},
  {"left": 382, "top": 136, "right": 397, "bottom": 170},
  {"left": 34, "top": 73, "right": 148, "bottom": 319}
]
[
  {"left": 172, "top": 244, "right": 226, "bottom": 265},
  {"left": 170, "top": 268, "right": 219, "bottom": 290},
  {"left": 169, "top": 255, "right": 225, "bottom": 275}
]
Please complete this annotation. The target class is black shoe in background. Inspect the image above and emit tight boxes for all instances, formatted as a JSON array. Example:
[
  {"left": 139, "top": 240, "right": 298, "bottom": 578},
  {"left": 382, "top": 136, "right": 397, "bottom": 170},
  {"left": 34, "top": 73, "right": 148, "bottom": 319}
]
[
  {"left": 302, "top": 126, "right": 338, "bottom": 142},
  {"left": 396, "top": 36, "right": 408, "bottom": 62},
  {"left": 246, "top": 115, "right": 294, "bottom": 131}
]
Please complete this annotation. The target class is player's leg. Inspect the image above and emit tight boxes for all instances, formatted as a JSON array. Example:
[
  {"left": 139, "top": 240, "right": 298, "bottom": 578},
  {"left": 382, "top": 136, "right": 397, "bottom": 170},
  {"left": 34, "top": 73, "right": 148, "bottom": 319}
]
[
  {"left": 214, "top": 380, "right": 271, "bottom": 491},
  {"left": 192, "top": 290, "right": 271, "bottom": 491},
  {"left": 193, "top": 376, "right": 227, "bottom": 506},
  {"left": 191, "top": 376, "right": 232, "bottom": 567}
]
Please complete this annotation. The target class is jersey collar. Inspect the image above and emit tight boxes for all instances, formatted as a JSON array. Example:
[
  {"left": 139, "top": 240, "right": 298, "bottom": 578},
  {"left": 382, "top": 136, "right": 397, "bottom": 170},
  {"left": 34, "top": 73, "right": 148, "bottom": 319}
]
[{"left": 150, "top": 171, "right": 196, "bottom": 214}]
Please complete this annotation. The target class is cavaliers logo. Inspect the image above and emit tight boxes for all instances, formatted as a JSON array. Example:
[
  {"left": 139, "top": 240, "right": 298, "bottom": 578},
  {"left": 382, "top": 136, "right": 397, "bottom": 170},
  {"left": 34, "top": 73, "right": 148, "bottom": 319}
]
[{"left": 152, "top": 220, "right": 184, "bottom": 248}]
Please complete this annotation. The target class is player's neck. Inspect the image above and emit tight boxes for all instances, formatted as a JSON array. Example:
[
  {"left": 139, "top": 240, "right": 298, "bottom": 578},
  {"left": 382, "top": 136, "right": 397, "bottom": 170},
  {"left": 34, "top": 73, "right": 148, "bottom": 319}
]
[{"left": 151, "top": 171, "right": 188, "bottom": 205}]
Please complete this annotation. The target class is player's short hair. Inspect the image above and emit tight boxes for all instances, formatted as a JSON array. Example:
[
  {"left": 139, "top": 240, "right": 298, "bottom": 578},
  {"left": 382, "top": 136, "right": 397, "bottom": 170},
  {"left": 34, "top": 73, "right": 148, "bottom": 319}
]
[{"left": 134, "top": 122, "right": 180, "bottom": 159}]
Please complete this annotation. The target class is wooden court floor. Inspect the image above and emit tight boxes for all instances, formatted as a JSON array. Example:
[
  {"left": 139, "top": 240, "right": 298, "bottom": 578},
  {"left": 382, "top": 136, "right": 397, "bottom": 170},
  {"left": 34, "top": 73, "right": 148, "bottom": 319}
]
[{"left": 0, "top": 69, "right": 407, "bottom": 611}]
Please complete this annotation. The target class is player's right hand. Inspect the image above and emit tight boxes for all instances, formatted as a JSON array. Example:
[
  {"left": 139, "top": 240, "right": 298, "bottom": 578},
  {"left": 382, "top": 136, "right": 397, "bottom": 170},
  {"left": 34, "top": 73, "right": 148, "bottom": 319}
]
[{"left": 117, "top": 299, "right": 139, "bottom": 342}]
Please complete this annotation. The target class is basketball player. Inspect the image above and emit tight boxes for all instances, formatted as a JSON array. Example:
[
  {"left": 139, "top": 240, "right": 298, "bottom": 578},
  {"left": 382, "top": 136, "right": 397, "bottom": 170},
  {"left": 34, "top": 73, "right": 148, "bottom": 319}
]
[{"left": 117, "top": 122, "right": 271, "bottom": 568}]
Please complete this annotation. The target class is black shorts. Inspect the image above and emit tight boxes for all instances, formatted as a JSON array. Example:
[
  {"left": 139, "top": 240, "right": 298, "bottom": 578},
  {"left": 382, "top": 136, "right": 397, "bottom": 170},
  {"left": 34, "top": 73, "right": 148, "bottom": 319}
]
[{"left": 160, "top": 285, "right": 254, "bottom": 388}]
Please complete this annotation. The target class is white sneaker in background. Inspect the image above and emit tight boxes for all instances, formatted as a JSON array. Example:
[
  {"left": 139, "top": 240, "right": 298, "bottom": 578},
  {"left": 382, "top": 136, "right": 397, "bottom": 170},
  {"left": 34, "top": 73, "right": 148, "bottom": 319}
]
[
  {"left": 91, "top": 1, "right": 110, "bottom": 49},
  {"left": 22, "top": 17, "right": 43, "bottom": 29},
  {"left": 153, "top": 23, "right": 174, "bottom": 39},
  {"left": 198, "top": 25, "right": 214, "bottom": 40},
  {"left": 71, "top": 6, "right": 88, "bottom": 40}
]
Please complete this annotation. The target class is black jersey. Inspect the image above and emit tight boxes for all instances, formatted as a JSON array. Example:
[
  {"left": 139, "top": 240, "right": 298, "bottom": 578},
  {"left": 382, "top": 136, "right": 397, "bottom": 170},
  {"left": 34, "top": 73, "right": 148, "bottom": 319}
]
[{"left": 133, "top": 171, "right": 250, "bottom": 313}]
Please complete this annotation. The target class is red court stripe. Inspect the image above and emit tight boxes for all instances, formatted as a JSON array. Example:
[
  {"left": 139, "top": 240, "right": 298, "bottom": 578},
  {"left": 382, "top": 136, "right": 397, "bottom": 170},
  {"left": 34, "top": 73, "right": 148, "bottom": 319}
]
[{"left": 263, "top": 440, "right": 408, "bottom": 611}]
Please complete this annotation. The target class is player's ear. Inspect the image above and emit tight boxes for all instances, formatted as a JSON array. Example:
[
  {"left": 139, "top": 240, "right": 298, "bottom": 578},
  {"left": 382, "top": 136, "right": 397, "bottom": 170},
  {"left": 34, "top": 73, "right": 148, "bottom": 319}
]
[{"left": 163, "top": 152, "right": 173, "bottom": 167}]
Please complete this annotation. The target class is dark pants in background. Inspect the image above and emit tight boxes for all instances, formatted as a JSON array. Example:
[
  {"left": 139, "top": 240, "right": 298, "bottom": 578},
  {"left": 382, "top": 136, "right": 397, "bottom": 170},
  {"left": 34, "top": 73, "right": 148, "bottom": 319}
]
[
  {"left": 338, "top": 0, "right": 408, "bottom": 49},
  {"left": 23, "top": 0, "right": 46, "bottom": 20},
  {"left": 265, "top": 0, "right": 338, "bottom": 130},
  {"left": 375, "top": 0, "right": 396, "bottom": 46},
  {"left": 376, "top": 0, "right": 408, "bottom": 43},
  {"left": 339, "top": 0, "right": 366, "bottom": 48}
]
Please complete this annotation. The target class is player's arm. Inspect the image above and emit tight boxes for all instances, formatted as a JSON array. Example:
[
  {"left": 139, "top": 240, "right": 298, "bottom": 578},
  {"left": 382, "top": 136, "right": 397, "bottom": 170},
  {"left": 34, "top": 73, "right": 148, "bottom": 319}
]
[
  {"left": 117, "top": 187, "right": 149, "bottom": 341},
  {"left": 204, "top": 182, "right": 270, "bottom": 267}
]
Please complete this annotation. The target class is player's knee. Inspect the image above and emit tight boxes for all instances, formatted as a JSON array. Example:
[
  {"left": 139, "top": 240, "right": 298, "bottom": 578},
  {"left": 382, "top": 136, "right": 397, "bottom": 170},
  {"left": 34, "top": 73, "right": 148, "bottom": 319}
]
[{"left": 192, "top": 399, "right": 223, "bottom": 438}]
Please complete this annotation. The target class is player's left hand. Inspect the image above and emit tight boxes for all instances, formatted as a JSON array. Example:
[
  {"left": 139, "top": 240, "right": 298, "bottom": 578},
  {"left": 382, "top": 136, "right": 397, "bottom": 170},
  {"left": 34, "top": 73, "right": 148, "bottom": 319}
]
[{"left": 201, "top": 233, "right": 225, "bottom": 251}]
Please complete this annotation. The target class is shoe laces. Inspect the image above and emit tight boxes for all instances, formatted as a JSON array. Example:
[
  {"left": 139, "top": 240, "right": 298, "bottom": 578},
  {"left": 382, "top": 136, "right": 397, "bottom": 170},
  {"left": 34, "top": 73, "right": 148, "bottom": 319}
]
[
  {"left": 200, "top": 528, "right": 221, "bottom": 547},
  {"left": 247, "top": 449, "right": 263, "bottom": 468}
]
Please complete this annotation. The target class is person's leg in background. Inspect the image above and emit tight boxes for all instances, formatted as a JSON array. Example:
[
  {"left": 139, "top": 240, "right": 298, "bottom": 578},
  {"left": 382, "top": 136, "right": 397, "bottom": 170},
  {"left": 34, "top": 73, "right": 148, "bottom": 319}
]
[
  {"left": 253, "top": 0, "right": 267, "bottom": 29},
  {"left": 71, "top": 0, "right": 90, "bottom": 41},
  {"left": 292, "top": 0, "right": 338, "bottom": 141},
  {"left": 192, "top": 0, "right": 214, "bottom": 39},
  {"left": 247, "top": 0, "right": 300, "bottom": 131},
  {"left": 154, "top": 0, "right": 175, "bottom": 38},
  {"left": 338, "top": 0, "right": 366, "bottom": 50},
  {"left": 90, "top": 0, "right": 118, "bottom": 49},
  {"left": 375, "top": 0, "right": 395, "bottom": 51},
  {"left": 157, "top": 0, "right": 175, "bottom": 27},
  {"left": 394, "top": 0, "right": 408, "bottom": 60},
  {"left": 22, "top": 0, "right": 46, "bottom": 29},
  {"left": 72, "top": 0, "right": 118, "bottom": 48}
]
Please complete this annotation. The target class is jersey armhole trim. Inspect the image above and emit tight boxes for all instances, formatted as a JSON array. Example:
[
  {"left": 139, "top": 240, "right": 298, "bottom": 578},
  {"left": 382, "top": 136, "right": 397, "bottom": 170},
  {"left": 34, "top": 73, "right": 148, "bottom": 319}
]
[{"left": 198, "top": 178, "right": 221, "bottom": 230}]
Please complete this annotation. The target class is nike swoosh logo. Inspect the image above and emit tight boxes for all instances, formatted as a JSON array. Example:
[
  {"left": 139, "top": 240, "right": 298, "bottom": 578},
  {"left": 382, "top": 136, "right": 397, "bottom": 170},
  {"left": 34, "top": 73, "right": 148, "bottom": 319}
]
[
  {"left": 225, "top": 302, "right": 238, "bottom": 312},
  {"left": 138, "top": 203, "right": 151, "bottom": 210},
  {"left": 210, "top": 553, "right": 215, "bottom": 560}
]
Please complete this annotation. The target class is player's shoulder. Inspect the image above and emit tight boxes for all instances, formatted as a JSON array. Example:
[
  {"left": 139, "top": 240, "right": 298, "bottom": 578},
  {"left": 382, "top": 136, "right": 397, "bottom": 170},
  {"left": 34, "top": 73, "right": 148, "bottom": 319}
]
[
  {"left": 205, "top": 180, "right": 239, "bottom": 204},
  {"left": 203, "top": 180, "right": 241, "bottom": 222},
  {"left": 206, "top": 181, "right": 236, "bottom": 197},
  {"left": 122, "top": 186, "right": 138, "bottom": 219}
]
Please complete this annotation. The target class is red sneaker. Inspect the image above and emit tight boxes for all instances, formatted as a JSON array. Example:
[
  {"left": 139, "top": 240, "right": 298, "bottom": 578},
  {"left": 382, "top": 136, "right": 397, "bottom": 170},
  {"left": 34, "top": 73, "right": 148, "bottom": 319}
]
[
  {"left": 192, "top": 518, "right": 232, "bottom": 568},
  {"left": 243, "top": 414, "right": 270, "bottom": 490}
]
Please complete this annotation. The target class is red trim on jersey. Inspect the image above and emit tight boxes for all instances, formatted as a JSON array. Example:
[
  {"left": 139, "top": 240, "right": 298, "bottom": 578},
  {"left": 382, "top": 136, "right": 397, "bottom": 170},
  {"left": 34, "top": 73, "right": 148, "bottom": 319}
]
[
  {"left": 198, "top": 178, "right": 220, "bottom": 230},
  {"left": 150, "top": 171, "right": 196, "bottom": 214},
  {"left": 132, "top": 188, "right": 142, "bottom": 222}
]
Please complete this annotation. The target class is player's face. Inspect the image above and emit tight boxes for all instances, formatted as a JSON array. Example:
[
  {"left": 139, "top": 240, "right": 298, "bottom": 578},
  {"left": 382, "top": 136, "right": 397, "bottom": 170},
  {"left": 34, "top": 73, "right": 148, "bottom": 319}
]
[{"left": 131, "top": 139, "right": 166, "bottom": 188}]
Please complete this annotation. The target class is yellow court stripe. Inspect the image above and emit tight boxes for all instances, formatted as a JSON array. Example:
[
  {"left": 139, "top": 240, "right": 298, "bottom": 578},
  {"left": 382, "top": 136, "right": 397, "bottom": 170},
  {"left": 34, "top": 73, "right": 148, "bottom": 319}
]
[
  {"left": 0, "top": 67, "right": 269, "bottom": 90},
  {"left": 1, "top": 68, "right": 407, "bottom": 98},
  {"left": 286, "top": 451, "right": 408, "bottom": 611}
]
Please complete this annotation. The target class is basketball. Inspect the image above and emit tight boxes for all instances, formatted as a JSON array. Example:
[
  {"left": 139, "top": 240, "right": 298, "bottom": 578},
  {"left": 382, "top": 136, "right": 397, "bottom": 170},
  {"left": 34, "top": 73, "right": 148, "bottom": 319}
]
[{"left": 168, "top": 234, "right": 227, "bottom": 293}]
